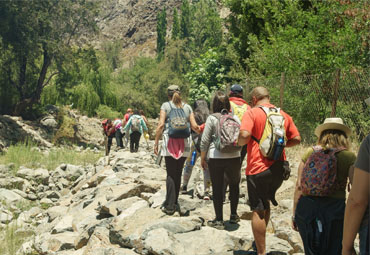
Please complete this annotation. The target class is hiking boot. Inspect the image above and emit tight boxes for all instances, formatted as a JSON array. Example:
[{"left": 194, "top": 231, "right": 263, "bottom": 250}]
[
  {"left": 180, "top": 184, "right": 187, "bottom": 194},
  {"left": 229, "top": 214, "right": 240, "bottom": 224},
  {"left": 207, "top": 219, "right": 225, "bottom": 230}
]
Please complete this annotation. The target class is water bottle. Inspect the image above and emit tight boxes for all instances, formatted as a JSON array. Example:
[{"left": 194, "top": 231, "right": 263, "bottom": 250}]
[
  {"left": 190, "top": 151, "right": 197, "bottom": 166},
  {"left": 272, "top": 137, "right": 284, "bottom": 160}
]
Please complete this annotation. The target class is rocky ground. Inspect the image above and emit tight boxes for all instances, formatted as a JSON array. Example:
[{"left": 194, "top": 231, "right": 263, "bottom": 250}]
[{"left": 0, "top": 133, "right": 305, "bottom": 255}]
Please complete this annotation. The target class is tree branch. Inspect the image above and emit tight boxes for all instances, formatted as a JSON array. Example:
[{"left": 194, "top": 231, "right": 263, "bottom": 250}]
[{"left": 42, "top": 71, "right": 59, "bottom": 88}]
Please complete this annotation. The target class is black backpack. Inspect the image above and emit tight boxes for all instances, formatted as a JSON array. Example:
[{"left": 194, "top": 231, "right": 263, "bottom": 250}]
[{"left": 167, "top": 102, "right": 190, "bottom": 138}]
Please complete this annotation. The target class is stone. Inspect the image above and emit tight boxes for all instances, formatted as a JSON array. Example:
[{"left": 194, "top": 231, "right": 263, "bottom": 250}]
[
  {"left": 40, "top": 197, "right": 53, "bottom": 206},
  {"left": 47, "top": 232, "right": 79, "bottom": 252},
  {"left": 65, "top": 164, "right": 85, "bottom": 181},
  {"left": 100, "top": 196, "right": 145, "bottom": 217},
  {"left": 46, "top": 190, "right": 61, "bottom": 199},
  {"left": 40, "top": 116, "right": 58, "bottom": 129},
  {"left": 0, "top": 188, "right": 26, "bottom": 205},
  {"left": 52, "top": 215, "right": 74, "bottom": 234},
  {"left": 0, "top": 208, "right": 13, "bottom": 223}
]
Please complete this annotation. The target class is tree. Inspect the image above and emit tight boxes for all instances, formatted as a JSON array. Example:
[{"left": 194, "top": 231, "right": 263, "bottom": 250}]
[
  {"left": 180, "top": 0, "right": 192, "bottom": 39},
  {"left": 0, "top": 0, "right": 98, "bottom": 117},
  {"left": 156, "top": 8, "right": 167, "bottom": 59},
  {"left": 172, "top": 8, "right": 181, "bottom": 40}
]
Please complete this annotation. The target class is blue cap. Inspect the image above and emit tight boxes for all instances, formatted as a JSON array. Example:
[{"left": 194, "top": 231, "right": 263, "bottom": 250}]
[{"left": 230, "top": 84, "right": 243, "bottom": 94}]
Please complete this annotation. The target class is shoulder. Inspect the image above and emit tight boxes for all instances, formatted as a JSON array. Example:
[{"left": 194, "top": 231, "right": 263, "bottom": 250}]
[
  {"left": 337, "top": 150, "right": 356, "bottom": 162},
  {"left": 301, "top": 147, "right": 314, "bottom": 162},
  {"left": 183, "top": 103, "right": 192, "bottom": 111}
]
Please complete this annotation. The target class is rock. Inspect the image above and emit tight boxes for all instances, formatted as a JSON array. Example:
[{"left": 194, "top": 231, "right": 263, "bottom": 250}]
[
  {"left": 46, "top": 232, "right": 79, "bottom": 252},
  {"left": 16, "top": 167, "right": 49, "bottom": 184},
  {"left": 46, "top": 190, "right": 61, "bottom": 200},
  {"left": 99, "top": 196, "right": 145, "bottom": 217},
  {"left": 40, "top": 197, "right": 53, "bottom": 206},
  {"left": 148, "top": 189, "right": 166, "bottom": 208},
  {"left": 0, "top": 208, "right": 13, "bottom": 223},
  {"left": 65, "top": 164, "right": 85, "bottom": 181},
  {"left": 52, "top": 215, "right": 74, "bottom": 234},
  {"left": 40, "top": 115, "right": 58, "bottom": 129},
  {"left": 47, "top": 206, "right": 69, "bottom": 223},
  {"left": 0, "top": 188, "right": 26, "bottom": 205}
]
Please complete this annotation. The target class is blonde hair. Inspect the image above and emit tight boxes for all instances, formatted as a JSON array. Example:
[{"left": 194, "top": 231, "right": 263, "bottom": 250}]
[
  {"left": 171, "top": 92, "right": 182, "bottom": 108},
  {"left": 250, "top": 86, "right": 270, "bottom": 101},
  {"left": 318, "top": 129, "right": 350, "bottom": 149}
]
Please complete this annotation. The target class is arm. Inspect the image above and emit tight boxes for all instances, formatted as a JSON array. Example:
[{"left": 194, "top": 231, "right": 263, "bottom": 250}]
[
  {"left": 141, "top": 119, "right": 148, "bottom": 132},
  {"left": 200, "top": 117, "right": 213, "bottom": 169},
  {"left": 342, "top": 168, "right": 369, "bottom": 255},
  {"left": 189, "top": 112, "right": 200, "bottom": 134},
  {"left": 238, "top": 130, "right": 251, "bottom": 146},
  {"left": 154, "top": 110, "right": 166, "bottom": 155},
  {"left": 292, "top": 161, "right": 304, "bottom": 231},
  {"left": 286, "top": 135, "right": 301, "bottom": 147}
]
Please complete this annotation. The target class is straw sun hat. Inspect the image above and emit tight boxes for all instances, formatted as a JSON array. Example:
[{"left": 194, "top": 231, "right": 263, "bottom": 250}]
[{"left": 314, "top": 117, "right": 352, "bottom": 137}]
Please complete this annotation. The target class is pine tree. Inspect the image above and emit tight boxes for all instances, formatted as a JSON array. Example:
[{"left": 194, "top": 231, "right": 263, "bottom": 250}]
[
  {"left": 172, "top": 8, "right": 180, "bottom": 40},
  {"left": 156, "top": 8, "right": 167, "bottom": 59},
  {"left": 180, "top": 0, "right": 191, "bottom": 39}
]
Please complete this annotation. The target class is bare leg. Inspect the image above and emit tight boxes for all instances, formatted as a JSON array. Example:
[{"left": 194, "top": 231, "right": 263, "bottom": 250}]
[{"left": 251, "top": 208, "right": 270, "bottom": 255}]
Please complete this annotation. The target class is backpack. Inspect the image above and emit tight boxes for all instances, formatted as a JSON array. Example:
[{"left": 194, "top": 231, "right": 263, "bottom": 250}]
[
  {"left": 253, "top": 106, "right": 286, "bottom": 160},
  {"left": 130, "top": 116, "right": 141, "bottom": 132},
  {"left": 212, "top": 109, "right": 241, "bottom": 153},
  {"left": 230, "top": 101, "right": 248, "bottom": 122},
  {"left": 167, "top": 102, "right": 190, "bottom": 138},
  {"left": 300, "top": 146, "right": 346, "bottom": 196}
]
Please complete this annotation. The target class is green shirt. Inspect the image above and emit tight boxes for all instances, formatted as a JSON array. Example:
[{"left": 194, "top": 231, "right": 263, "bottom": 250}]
[{"left": 301, "top": 147, "right": 356, "bottom": 199}]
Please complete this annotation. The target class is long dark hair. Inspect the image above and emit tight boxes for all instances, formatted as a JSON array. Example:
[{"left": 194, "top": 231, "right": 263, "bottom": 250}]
[
  {"left": 212, "top": 91, "right": 230, "bottom": 113},
  {"left": 193, "top": 99, "right": 209, "bottom": 125}
]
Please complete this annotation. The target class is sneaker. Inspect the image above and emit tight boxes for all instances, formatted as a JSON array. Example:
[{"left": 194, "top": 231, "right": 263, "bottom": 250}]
[
  {"left": 207, "top": 220, "right": 225, "bottom": 230},
  {"left": 161, "top": 206, "right": 175, "bottom": 215},
  {"left": 203, "top": 191, "right": 210, "bottom": 200},
  {"left": 180, "top": 184, "right": 187, "bottom": 194},
  {"left": 229, "top": 214, "right": 240, "bottom": 224}
]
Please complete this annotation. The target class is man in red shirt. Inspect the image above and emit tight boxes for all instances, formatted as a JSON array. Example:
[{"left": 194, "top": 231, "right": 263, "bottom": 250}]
[
  {"left": 123, "top": 108, "right": 133, "bottom": 147},
  {"left": 238, "top": 86, "right": 301, "bottom": 255}
]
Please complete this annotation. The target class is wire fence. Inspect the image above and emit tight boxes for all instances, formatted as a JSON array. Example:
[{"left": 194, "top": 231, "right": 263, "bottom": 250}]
[{"left": 242, "top": 69, "right": 370, "bottom": 143}]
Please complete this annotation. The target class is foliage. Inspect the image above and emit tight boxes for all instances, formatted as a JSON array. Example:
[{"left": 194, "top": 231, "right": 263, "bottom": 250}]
[
  {"left": 53, "top": 109, "right": 77, "bottom": 145},
  {"left": 95, "top": 105, "right": 122, "bottom": 120},
  {"left": 0, "top": 140, "right": 102, "bottom": 173},
  {"left": 0, "top": 0, "right": 99, "bottom": 117},
  {"left": 180, "top": 0, "right": 192, "bottom": 39},
  {"left": 172, "top": 8, "right": 181, "bottom": 40},
  {"left": 186, "top": 49, "right": 227, "bottom": 104},
  {"left": 157, "top": 8, "right": 167, "bottom": 60}
]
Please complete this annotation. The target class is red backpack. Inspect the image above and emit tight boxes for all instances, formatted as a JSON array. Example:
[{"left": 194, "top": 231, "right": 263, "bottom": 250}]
[{"left": 300, "top": 145, "right": 345, "bottom": 196}]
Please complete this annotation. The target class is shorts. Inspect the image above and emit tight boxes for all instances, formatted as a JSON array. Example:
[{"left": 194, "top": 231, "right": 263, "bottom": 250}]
[{"left": 247, "top": 161, "right": 284, "bottom": 211}]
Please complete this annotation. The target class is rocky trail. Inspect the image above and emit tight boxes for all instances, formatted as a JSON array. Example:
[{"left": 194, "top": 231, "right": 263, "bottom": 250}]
[{"left": 0, "top": 132, "right": 305, "bottom": 255}]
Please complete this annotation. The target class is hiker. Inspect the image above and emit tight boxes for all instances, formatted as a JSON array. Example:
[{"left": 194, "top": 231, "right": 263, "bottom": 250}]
[
  {"left": 140, "top": 110, "right": 150, "bottom": 148},
  {"left": 139, "top": 110, "right": 149, "bottom": 126},
  {"left": 154, "top": 85, "right": 200, "bottom": 215},
  {"left": 200, "top": 91, "right": 242, "bottom": 230},
  {"left": 342, "top": 134, "right": 369, "bottom": 255},
  {"left": 112, "top": 118, "right": 124, "bottom": 150},
  {"left": 238, "top": 86, "right": 301, "bottom": 255},
  {"left": 102, "top": 119, "right": 114, "bottom": 155},
  {"left": 223, "top": 84, "right": 251, "bottom": 201},
  {"left": 291, "top": 118, "right": 355, "bottom": 255},
  {"left": 123, "top": 108, "right": 133, "bottom": 147},
  {"left": 181, "top": 99, "right": 211, "bottom": 200},
  {"left": 124, "top": 109, "right": 148, "bottom": 153}
]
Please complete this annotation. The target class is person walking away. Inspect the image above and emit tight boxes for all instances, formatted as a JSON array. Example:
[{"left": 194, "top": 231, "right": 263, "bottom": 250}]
[
  {"left": 113, "top": 118, "right": 124, "bottom": 150},
  {"left": 123, "top": 108, "right": 133, "bottom": 147},
  {"left": 102, "top": 119, "right": 114, "bottom": 155},
  {"left": 291, "top": 117, "right": 355, "bottom": 255},
  {"left": 140, "top": 110, "right": 150, "bottom": 149},
  {"left": 154, "top": 85, "right": 200, "bottom": 215},
  {"left": 238, "top": 86, "right": 301, "bottom": 255},
  {"left": 224, "top": 84, "right": 251, "bottom": 201},
  {"left": 342, "top": 133, "right": 369, "bottom": 255},
  {"left": 124, "top": 110, "right": 148, "bottom": 153},
  {"left": 181, "top": 99, "right": 211, "bottom": 200},
  {"left": 200, "top": 91, "right": 242, "bottom": 230}
]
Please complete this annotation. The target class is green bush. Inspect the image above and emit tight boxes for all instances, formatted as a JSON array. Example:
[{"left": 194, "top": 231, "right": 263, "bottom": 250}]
[{"left": 95, "top": 105, "right": 122, "bottom": 120}]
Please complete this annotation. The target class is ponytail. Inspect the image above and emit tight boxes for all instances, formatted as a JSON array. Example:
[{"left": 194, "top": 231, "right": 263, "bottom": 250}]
[{"left": 172, "top": 92, "right": 182, "bottom": 107}]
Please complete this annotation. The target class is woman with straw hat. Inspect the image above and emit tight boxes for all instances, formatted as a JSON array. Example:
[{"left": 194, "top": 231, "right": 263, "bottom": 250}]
[{"left": 292, "top": 117, "right": 356, "bottom": 255}]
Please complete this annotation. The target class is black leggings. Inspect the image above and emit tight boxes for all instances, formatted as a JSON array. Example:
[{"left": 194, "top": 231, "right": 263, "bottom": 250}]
[
  {"left": 209, "top": 157, "right": 241, "bottom": 221},
  {"left": 163, "top": 156, "right": 187, "bottom": 210},
  {"left": 130, "top": 131, "right": 141, "bottom": 152}
]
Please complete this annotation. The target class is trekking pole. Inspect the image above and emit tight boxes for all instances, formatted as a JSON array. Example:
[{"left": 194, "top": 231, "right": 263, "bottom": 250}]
[{"left": 155, "top": 146, "right": 163, "bottom": 166}]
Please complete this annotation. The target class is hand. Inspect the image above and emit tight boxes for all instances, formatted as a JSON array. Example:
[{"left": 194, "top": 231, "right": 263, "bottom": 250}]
[
  {"left": 154, "top": 143, "right": 159, "bottom": 155},
  {"left": 292, "top": 217, "right": 298, "bottom": 231},
  {"left": 201, "top": 158, "right": 208, "bottom": 170}
]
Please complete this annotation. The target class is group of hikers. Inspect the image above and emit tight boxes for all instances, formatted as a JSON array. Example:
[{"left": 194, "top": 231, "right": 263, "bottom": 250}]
[
  {"left": 151, "top": 84, "right": 369, "bottom": 255},
  {"left": 101, "top": 109, "right": 149, "bottom": 154}
]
